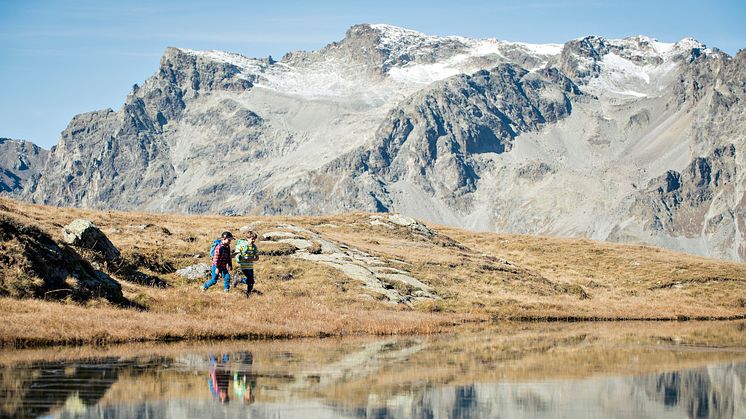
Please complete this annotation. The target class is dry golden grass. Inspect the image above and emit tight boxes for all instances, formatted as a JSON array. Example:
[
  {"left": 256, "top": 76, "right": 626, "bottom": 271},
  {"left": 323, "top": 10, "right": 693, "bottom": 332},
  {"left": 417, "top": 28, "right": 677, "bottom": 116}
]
[
  {"left": 1, "top": 197, "right": 746, "bottom": 347},
  {"left": 317, "top": 220, "right": 746, "bottom": 320}
]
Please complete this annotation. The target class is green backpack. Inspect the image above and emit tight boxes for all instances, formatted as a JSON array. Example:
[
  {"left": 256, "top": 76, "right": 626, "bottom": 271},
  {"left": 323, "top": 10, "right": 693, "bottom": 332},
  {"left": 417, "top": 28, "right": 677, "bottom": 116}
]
[{"left": 234, "top": 239, "right": 254, "bottom": 263}]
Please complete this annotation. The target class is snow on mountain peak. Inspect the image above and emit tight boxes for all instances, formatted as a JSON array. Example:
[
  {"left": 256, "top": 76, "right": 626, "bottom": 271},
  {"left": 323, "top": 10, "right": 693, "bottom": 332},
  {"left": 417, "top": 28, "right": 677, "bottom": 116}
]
[
  {"left": 673, "top": 37, "right": 706, "bottom": 51},
  {"left": 582, "top": 35, "right": 702, "bottom": 98},
  {"left": 174, "top": 47, "right": 267, "bottom": 75},
  {"left": 167, "top": 27, "right": 708, "bottom": 104},
  {"left": 368, "top": 23, "right": 472, "bottom": 49}
]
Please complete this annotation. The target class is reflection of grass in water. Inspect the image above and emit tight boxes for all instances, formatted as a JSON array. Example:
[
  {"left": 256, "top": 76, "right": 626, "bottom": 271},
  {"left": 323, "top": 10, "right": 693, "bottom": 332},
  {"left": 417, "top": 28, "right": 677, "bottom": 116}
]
[
  {"left": 4, "top": 321, "right": 746, "bottom": 413},
  {"left": 313, "top": 321, "right": 746, "bottom": 406}
]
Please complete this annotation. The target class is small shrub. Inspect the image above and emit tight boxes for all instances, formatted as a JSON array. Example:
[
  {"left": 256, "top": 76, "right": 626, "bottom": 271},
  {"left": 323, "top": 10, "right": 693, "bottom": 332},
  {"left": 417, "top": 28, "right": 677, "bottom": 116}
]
[
  {"left": 418, "top": 300, "right": 445, "bottom": 312},
  {"left": 259, "top": 243, "right": 298, "bottom": 256},
  {"left": 557, "top": 283, "right": 590, "bottom": 299},
  {"left": 308, "top": 241, "right": 322, "bottom": 255},
  {"left": 126, "top": 251, "right": 175, "bottom": 274}
]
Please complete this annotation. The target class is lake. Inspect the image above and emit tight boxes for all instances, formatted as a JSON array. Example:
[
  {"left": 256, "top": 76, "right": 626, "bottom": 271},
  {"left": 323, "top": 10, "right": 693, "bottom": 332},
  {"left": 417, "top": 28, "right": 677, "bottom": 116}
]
[{"left": 3, "top": 321, "right": 746, "bottom": 418}]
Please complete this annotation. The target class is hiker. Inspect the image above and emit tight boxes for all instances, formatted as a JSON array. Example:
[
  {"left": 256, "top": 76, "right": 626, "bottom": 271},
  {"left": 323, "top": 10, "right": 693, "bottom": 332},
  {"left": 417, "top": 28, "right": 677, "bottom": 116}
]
[
  {"left": 232, "top": 231, "right": 259, "bottom": 296},
  {"left": 233, "top": 351, "right": 256, "bottom": 404},
  {"left": 208, "top": 353, "right": 231, "bottom": 404},
  {"left": 203, "top": 231, "right": 234, "bottom": 292}
]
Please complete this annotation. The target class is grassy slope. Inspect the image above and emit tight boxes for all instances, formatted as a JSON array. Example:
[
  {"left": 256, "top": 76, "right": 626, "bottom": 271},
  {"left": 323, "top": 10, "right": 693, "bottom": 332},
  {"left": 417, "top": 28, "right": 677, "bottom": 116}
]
[{"left": 1, "top": 197, "right": 745, "bottom": 347}]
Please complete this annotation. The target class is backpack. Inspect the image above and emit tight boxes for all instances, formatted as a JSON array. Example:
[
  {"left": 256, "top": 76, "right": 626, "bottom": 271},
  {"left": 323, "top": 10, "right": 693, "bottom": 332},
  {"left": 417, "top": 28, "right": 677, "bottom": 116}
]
[
  {"left": 234, "top": 239, "right": 255, "bottom": 262},
  {"left": 209, "top": 239, "right": 221, "bottom": 258}
]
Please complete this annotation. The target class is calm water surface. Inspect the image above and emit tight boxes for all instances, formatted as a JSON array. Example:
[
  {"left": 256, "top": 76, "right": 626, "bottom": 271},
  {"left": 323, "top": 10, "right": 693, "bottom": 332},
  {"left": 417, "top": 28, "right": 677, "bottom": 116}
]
[{"left": 3, "top": 321, "right": 746, "bottom": 418}]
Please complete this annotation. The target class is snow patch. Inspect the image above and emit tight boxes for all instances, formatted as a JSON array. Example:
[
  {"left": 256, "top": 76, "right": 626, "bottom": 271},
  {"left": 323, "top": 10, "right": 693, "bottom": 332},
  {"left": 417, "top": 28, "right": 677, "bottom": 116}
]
[
  {"left": 370, "top": 23, "right": 471, "bottom": 49},
  {"left": 388, "top": 38, "right": 560, "bottom": 85},
  {"left": 513, "top": 42, "right": 563, "bottom": 56},
  {"left": 178, "top": 48, "right": 266, "bottom": 75}
]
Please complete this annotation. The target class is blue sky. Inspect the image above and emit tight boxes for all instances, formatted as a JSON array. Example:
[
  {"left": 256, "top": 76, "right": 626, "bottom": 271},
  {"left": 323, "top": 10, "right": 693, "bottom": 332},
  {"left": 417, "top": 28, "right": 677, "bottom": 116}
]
[{"left": 1, "top": 0, "right": 744, "bottom": 149}]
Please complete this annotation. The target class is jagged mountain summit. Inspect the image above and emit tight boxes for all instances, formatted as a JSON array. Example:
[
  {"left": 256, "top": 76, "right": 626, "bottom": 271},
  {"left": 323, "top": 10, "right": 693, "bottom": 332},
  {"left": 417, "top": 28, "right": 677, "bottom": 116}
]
[
  {"left": 14, "top": 23, "right": 746, "bottom": 262},
  {"left": 0, "top": 138, "right": 47, "bottom": 194}
]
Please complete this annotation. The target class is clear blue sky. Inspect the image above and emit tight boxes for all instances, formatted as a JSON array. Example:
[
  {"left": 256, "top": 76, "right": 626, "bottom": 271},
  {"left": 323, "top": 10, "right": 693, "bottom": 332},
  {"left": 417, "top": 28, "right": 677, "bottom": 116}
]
[{"left": 1, "top": 0, "right": 744, "bottom": 149}]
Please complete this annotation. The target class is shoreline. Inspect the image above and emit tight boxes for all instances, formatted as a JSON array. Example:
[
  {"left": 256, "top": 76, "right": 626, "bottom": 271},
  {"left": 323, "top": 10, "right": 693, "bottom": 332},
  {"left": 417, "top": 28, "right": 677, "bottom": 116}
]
[{"left": 4, "top": 300, "right": 746, "bottom": 350}]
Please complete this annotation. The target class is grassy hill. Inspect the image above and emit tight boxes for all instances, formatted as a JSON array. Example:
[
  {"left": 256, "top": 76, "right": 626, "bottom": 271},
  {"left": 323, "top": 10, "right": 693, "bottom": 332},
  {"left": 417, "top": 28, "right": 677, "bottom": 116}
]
[{"left": 1, "top": 197, "right": 745, "bottom": 347}]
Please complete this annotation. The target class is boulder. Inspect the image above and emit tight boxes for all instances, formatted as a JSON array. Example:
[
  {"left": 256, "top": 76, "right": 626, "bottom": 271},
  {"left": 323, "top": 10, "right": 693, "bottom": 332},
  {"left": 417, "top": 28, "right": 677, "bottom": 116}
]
[
  {"left": 388, "top": 214, "right": 435, "bottom": 237},
  {"left": 176, "top": 263, "right": 211, "bottom": 281},
  {"left": 388, "top": 214, "right": 417, "bottom": 227},
  {"left": 262, "top": 231, "right": 299, "bottom": 241},
  {"left": 62, "top": 219, "right": 121, "bottom": 261},
  {"left": 239, "top": 222, "right": 262, "bottom": 233}
]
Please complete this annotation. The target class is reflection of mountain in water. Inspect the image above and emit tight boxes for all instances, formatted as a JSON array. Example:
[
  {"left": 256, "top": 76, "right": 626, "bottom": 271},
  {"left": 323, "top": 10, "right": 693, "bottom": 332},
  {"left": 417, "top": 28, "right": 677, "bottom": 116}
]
[
  {"left": 642, "top": 364, "right": 746, "bottom": 419},
  {"left": 1, "top": 357, "right": 164, "bottom": 418},
  {"left": 5, "top": 358, "right": 745, "bottom": 418},
  {"left": 401, "top": 363, "right": 746, "bottom": 419}
]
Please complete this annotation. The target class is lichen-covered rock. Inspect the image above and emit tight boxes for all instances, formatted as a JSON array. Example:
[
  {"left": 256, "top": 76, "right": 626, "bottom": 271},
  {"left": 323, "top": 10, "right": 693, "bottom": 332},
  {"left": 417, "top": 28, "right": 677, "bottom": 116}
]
[
  {"left": 62, "top": 219, "right": 121, "bottom": 261},
  {"left": 388, "top": 214, "right": 435, "bottom": 237}
]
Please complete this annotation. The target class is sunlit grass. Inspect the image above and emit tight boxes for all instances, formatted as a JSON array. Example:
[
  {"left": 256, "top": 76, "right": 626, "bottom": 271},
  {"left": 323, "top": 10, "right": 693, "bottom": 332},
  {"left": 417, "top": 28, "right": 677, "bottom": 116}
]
[{"left": 1, "top": 197, "right": 745, "bottom": 347}]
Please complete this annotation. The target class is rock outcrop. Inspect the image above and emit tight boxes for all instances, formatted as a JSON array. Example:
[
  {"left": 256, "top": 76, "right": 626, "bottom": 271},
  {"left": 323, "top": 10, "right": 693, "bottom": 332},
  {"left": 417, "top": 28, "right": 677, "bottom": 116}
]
[
  {"left": 62, "top": 219, "right": 122, "bottom": 261},
  {"left": 0, "top": 138, "right": 47, "bottom": 194},
  {"left": 0, "top": 216, "right": 123, "bottom": 302},
  {"left": 259, "top": 222, "right": 440, "bottom": 306}
]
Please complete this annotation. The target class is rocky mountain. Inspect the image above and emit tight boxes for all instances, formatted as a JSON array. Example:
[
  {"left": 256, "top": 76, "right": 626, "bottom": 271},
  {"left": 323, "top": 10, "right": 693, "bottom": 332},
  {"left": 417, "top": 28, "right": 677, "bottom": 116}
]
[
  {"left": 11, "top": 24, "right": 746, "bottom": 261},
  {"left": 0, "top": 138, "right": 47, "bottom": 194}
]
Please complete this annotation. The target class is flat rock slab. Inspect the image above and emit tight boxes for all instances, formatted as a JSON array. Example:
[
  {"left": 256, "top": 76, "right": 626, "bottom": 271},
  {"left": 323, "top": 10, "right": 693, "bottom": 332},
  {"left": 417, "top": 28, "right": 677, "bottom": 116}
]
[
  {"left": 262, "top": 231, "right": 301, "bottom": 240},
  {"left": 263, "top": 222, "right": 440, "bottom": 306},
  {"left": 176, "top": 263, "right": 211, "bottom": 280},
  {"left": 379, "top": 273, "right": 434, "bottom": 293},
  {"left": 278, "top": 238, "right": 313, "bottom": 250}
]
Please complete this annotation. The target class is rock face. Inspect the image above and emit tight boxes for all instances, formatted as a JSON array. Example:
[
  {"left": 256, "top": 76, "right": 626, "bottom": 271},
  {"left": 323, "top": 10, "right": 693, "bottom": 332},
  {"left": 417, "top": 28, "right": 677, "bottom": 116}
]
[
  {"left": 13, "top": 24, "right": 746, "bottom": 262},
  {"left": 0, "top": 138, "right": 48, "bottom": 194},
  {"left": 26, "top": 48, "right": 252, "bottom": 210},
  {"left": 633, "top": 145, "right": 738, "bottom": 235}
]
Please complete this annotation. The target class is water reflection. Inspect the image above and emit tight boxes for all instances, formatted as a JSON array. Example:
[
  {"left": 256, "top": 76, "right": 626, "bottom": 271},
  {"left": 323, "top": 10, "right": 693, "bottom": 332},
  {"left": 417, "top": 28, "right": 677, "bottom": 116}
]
[
  {"left": 2, "top": 321, "right": 746, "bottom": 418},
  {"left": 207, "top": 352, "right": 256, "bottom": 405}
]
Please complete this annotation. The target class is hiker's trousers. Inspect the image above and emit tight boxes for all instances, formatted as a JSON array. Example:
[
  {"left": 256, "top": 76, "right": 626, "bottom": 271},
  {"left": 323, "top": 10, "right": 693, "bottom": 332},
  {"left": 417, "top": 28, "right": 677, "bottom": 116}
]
[{"left": 204, "top": 265, "right": 232, "bottom": 290}]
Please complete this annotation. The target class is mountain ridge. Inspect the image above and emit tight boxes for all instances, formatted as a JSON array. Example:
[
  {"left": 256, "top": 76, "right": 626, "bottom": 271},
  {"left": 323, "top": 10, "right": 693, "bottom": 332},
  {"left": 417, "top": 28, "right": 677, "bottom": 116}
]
[{"left": 5, "top": 24, "right": 745, "bottom": 262}]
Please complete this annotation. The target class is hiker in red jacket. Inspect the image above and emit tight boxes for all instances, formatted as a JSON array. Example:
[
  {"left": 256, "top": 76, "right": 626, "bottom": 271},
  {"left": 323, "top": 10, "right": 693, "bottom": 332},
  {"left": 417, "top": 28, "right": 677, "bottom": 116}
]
[{"left": 202, "top": 231, "right": 234, "bottom": 292}]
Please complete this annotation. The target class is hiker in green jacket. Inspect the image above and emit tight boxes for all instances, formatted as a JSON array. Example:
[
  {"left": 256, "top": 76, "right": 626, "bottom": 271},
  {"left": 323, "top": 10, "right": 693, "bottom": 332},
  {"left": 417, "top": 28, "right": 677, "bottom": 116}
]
[{"left": 232, "top": 231, "right": 259, "bottom": 296}]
